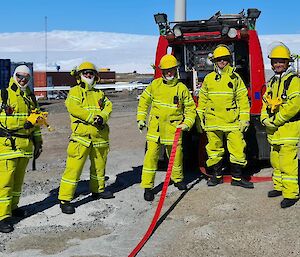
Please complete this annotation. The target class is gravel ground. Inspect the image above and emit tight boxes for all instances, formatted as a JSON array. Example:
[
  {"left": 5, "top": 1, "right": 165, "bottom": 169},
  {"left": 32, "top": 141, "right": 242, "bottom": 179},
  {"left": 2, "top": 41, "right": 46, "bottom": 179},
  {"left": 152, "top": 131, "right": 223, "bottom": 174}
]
[{"left": 0, "top": 90, "right": 299, "bottom": 257}]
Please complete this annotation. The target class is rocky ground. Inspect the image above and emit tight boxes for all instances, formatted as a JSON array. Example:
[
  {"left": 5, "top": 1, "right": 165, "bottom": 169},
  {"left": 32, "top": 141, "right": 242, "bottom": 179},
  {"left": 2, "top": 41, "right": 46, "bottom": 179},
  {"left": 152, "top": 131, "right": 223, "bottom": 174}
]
[{"left": 0, "top": 90, "right": 299, "bottom": 257}]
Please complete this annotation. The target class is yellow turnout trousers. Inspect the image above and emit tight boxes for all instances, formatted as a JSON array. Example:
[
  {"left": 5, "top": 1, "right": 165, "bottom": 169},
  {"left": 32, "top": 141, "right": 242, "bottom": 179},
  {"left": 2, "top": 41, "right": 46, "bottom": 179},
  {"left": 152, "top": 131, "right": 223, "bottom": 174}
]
[
  {"left": 270, "top": 144, "right": 299, "bottom": 199},
  {"left": 206, "top": 130, "right": 247, "bottom": 167},
  {"left": 141, "top": 141, "right": 183, "bottom": 188},
  {"left": 0, "top": 157, "right": 29, "bottom": 221},
  {"left": 58, "top": 140, "right": 109, "bottom": 201}
]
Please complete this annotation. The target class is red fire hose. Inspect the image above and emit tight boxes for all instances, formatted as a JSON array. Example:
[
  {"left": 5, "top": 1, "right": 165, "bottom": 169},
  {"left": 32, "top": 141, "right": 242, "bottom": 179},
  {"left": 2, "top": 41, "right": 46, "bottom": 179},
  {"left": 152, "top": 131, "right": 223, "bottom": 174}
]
[
  {"left": 128, "top": 128, "right": 182, "bottom": 257},
  {"left": 129, "top": 128, "right": 272, "bottom": 256}
]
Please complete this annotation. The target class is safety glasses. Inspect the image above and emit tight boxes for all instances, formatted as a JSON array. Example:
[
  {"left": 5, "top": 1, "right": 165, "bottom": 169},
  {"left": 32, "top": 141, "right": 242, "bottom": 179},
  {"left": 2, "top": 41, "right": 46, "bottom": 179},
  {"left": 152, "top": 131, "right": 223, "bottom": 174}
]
[
  {"left": 82, "top": 70, "right": 96, "bottom": 76},
  {"left": 16, "top": 73, "right": 30, "bottom": 81},
  {"left": 214, "top": 57, "right": 230, "bottom": 63}
]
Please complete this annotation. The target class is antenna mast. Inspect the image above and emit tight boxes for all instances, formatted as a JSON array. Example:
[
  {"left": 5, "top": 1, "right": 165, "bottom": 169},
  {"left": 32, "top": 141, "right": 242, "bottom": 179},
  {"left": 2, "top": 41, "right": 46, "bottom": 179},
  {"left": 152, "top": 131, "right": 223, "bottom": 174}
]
[
  {"left": 45, "top": 16, "right": 48, "bottom": 73},
  {"left": 175, "top": 0, "right": 186, "bottom": 21}
]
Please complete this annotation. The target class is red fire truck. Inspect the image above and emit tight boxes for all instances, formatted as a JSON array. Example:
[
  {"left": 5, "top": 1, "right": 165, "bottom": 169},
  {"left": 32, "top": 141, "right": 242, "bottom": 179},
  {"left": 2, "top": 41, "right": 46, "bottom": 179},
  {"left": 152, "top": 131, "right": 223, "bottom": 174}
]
[{"left": 153, "top": 9, "right": 269, "bottom": 172}]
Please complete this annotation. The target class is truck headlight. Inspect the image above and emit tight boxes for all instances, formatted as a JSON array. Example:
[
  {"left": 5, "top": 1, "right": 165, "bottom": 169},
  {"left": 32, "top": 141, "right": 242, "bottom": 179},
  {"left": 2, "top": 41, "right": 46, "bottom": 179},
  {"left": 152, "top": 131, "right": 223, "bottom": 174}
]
[{"left": 228, "top": 28, "right": 237, "bottom": 38}]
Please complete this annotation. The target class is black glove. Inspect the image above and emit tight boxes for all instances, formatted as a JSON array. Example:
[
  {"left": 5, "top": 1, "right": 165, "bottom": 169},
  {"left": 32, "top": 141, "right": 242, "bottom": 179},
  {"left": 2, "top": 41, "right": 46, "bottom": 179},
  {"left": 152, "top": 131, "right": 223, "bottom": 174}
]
[
  {"left": 94, "top": 115, "right": 103, "bottom": 126},
  {"left": 33, "top": 141, "right": 43, "bottom": 159},
  {"left": 24, "top": 121, "right": 34, "bottom": 129}
]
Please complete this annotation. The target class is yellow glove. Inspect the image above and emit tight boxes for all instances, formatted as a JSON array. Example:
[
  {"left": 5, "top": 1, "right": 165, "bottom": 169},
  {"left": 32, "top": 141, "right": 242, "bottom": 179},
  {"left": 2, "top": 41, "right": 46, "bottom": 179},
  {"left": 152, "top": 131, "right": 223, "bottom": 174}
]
[
  {"left": 239, "top": 121, "right": 250, "bottom": 132},
  {"left": 176, "top": 123, "right": 189, "bottom": 131},
  {"left": 262, "top": 118, "right": 276, "bottom": 129},
  {"left": 137, "top": 120, "right": 146, "bottom": 131}
]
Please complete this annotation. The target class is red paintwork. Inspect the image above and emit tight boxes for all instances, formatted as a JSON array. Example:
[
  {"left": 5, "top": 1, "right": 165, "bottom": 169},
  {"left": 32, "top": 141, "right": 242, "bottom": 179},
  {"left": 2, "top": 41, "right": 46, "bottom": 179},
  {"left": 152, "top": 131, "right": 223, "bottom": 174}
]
[
  {"left": 248, "top": 30, "right": 266, "bottom": 114},
  {"left": 184, "top": 31, "right": 221, "bottom": 37},
  {"left": 154, "top": 36, "right": 169, "bottom": 79}
]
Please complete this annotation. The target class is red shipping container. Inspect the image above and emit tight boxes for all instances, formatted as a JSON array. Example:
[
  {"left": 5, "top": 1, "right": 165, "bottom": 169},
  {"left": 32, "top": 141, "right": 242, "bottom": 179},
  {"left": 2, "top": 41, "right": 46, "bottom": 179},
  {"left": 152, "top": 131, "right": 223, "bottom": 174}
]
[{"left": 33, "top": 72, "right": 47, "bottom": 99}]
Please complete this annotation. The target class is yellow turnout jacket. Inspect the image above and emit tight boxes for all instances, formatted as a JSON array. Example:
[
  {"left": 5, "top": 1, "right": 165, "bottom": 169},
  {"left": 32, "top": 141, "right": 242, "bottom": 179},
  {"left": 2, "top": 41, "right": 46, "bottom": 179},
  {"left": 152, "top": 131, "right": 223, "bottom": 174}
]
[
  {"left": 137, "top": 77, "right": 196, "bottom": 145},
  {"left": 261, "top": 71, "right": 300, "bottom": 145},
  {"left": 0, "top": 78, "right": 42, "bottom": 160},
  {"left": 66, "top": 82, "right": 112, "bottom": 148},
  {"left": 197, "top": 65, "right": 250, "bottom": 131}
]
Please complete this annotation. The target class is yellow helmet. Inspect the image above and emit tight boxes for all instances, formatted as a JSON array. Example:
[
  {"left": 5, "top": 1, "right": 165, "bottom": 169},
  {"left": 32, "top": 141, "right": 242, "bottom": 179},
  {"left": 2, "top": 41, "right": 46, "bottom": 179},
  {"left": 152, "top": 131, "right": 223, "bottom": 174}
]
[
  {"left": 213, "top": 45, "right": 231, "bottom": 60},
  {"left": 159, "top": 54, "right": 178, "bottom": 70},
  {"left": 268, "top": 45, "right": 291, "bottom": 59},
  {"left": 78, "top": 62, "right": 97, "bottom": 72}
]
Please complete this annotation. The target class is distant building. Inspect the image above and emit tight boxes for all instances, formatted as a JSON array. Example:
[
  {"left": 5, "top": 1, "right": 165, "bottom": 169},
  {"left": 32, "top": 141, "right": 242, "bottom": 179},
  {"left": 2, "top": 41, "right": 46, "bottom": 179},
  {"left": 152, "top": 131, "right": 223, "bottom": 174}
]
[{"left": 33, "top": 70, "right": 116, "bottom": 99}]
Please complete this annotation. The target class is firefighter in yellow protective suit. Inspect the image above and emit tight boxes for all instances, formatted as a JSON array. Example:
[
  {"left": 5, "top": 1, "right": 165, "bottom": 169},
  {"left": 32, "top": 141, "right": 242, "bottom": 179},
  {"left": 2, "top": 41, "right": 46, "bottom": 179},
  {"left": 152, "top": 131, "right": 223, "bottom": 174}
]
[
  {"left": 58, "top": 62, "right": 114, "bottom": 214},
  {"left": 0, "top": 65, "right": 42, "bottom": 233},
  {"left": 137, "top": 54, "right": 196, "bottom": 201},
  {"left": 261, "top": 44, "right": 300, "bottom": 208},
  {"left": 197, "top": 45, "right": 253, "bottom": 188}
]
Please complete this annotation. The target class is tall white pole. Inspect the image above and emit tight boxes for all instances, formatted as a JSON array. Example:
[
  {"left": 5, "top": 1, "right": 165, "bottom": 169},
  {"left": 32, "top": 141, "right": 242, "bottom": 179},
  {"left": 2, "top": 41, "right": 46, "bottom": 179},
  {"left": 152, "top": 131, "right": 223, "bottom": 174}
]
[{"left": 175, "top": 0, "right": 186, "bottom": 21}]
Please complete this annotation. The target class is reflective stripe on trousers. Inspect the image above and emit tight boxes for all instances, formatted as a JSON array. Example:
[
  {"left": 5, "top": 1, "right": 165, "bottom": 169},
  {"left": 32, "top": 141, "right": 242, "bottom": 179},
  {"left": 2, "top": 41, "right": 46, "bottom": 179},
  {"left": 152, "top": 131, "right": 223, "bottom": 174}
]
[
  {"left": 270, "top": 144, "right": 299, "bottom": 199},
  {"left": 206, "top": 130, "right": 247, "bottom": 167},
  {"left": 0, "top": 157, "right": 29, "bottom": 221},
  {"left": 141, "top": 141, "right": 183, "bottom": 189},
  {"left": 58, "top": 141, "right": 108, "bottom": 201}
]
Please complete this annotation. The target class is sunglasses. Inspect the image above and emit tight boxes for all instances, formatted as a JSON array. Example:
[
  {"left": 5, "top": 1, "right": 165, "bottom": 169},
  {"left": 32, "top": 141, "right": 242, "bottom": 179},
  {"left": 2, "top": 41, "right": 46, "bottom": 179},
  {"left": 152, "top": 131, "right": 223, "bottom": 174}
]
[
  {"left": 82, "top": 70, "right": 96, "bottom": 76},
  {"left": 16, "top": 73, "right": 30, "bottom": 80},
  {"left": 214, "top": 57, "right": 230, "bottom": 62}
]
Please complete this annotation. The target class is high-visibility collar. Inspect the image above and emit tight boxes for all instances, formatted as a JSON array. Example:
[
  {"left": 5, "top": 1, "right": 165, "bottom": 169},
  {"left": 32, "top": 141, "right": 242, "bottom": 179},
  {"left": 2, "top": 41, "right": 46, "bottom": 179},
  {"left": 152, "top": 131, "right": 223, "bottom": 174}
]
[
  {"left": 273, "top": 66, "right": 294, "bottom": 80},
  {"left": 215, "top": 63, "right": 233, "bottom": 74},
  {"left": 80, "top": 80, "right": 96, "bottom": 91}
]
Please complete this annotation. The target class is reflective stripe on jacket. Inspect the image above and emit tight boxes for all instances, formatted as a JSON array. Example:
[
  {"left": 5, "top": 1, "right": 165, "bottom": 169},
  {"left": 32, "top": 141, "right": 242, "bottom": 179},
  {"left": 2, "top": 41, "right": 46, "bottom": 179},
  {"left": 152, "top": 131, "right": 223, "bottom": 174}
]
[
  {"left": 137, "top": 77, "right": 196, "bottom": 145},
  {"left": 66, "top": 82, "right": 112, "bottom": 148},
  {"left": 0, "top": 78, "right": 41, "bottom": 160},
  {"left": 197, "top": 65, "right": 250, "bottom": 131},
  {"left": 261, "top": 72, "right": 300, "bottom": 145}
]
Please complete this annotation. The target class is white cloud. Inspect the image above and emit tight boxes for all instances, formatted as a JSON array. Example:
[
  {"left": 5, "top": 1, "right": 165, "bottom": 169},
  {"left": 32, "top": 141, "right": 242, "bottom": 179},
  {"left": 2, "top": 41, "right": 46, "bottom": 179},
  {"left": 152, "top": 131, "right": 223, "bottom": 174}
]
[
  {"left": 0, "top": 30, "right": 157, "bottom": 73},
  {"left": 0, "top": 30, "right": 299, "bottom": 73}
]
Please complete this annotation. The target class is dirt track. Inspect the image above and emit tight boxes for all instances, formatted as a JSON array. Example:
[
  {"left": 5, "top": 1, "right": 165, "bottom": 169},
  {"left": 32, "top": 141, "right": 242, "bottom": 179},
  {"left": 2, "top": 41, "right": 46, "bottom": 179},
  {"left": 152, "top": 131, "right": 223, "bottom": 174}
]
[{"left": 0, "top": 91, "right": 299, "bottom": 257}]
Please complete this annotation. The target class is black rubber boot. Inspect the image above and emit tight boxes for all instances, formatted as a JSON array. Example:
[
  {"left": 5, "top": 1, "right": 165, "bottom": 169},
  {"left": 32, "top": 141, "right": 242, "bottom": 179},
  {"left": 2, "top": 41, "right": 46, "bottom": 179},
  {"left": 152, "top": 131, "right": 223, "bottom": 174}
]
[
  {"left": 144, "top": 189, "right": 155, "bottom": 202},
  {"left": 60, "top": 201, "right": 75, "bottom": 214},
  {"left": 231, "top": 178, "right": 254, "bottom": 189},
  {"left": 92, "top": 191, "right": 115, "bottom": 200},
  {"left": 207, "top": 175, "right": 223, "bottom": 186},
  {"left": 12, "top": 208, "right": 28, "bottom": 218},
  {"left": 230, "top": 163, "right": 254, "bottom": 189},
  {"left": 207, "top": 161, "right": 223, "bottom": 186},
  {"left": 174, "top": 181, "right": 187, "bottom": 190},
  {"left": 268, "top": 190, "right": 282, "bottom": 198},
  {"left": 0, "top": 218, "right": 14, "bottom": 233},
  {"left": 280, "top": 198, "right": 299, "bottom": 208}
]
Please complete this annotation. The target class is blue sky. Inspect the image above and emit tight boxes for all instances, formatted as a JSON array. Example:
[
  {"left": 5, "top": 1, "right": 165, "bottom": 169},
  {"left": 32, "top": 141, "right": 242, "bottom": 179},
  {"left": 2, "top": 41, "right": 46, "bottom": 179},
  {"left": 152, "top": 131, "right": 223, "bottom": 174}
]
[{"left": 0, "top": 0, "right": 299, "bottom": 35}]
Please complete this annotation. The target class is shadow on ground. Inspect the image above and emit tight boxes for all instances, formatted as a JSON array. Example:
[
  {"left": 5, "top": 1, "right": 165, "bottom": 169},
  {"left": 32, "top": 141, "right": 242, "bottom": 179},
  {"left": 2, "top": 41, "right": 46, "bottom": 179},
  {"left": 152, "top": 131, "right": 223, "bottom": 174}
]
[{"left": 12, "top": 165, "right": 143, "bottom": 225}]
